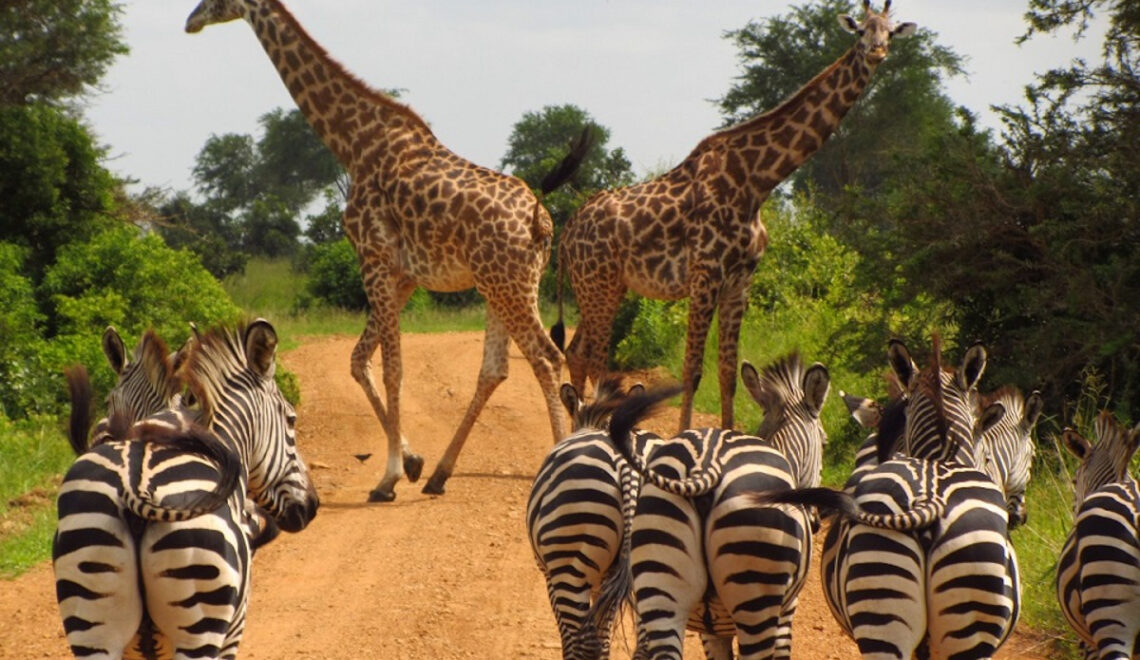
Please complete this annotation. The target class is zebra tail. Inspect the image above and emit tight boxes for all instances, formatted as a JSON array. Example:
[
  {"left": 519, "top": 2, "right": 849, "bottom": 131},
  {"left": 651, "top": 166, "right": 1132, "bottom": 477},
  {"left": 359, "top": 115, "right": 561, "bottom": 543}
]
[
  {"left": 608, "top": 385, "right": 722, "bottom": 497},
  {"left": 748, "top": 487, "right": 943, "bottom": 531},
  {"left": 64, "top": 365, "right": 93, "bottom": 455},
  {"left": 584, "top": 460, "right": 641, "bottom": 641},
  {"left": 124, "top": 423, "right": 243, "bottom": 522}
]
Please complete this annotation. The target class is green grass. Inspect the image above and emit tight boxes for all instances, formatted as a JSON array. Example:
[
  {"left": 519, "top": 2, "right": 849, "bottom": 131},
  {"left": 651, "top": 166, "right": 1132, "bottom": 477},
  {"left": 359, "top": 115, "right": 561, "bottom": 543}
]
[{"left": 0, "top": 415, "right": 72, "bottom": 579}]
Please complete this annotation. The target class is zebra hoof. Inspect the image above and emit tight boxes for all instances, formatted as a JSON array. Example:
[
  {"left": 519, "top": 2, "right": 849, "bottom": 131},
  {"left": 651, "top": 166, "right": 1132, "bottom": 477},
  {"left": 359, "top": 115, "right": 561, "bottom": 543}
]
[
  {"left": 404, "top": 453, "right": 425, "bottom": 483},
  {"left": 421, "top": 472, "right": 448, "bottom": 495},
  {"left": 367, "top": 487, "right": 396, "bottom": 503}
]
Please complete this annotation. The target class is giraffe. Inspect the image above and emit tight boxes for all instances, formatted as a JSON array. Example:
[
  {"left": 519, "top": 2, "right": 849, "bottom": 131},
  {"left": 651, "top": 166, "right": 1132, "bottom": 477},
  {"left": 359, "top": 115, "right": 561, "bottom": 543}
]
[
  {"left": 186, "top": 0, "right": 591, "bottom": 501},
  {"left": 554, "top": 1, "right": 916, "bottom": 431}
]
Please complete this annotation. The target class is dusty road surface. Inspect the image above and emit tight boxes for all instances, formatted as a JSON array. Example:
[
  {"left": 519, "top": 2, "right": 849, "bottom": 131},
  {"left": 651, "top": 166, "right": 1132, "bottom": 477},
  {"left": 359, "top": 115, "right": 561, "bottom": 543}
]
[{"left": 1, "top": 331, "right": 1054, "bottom": 659}]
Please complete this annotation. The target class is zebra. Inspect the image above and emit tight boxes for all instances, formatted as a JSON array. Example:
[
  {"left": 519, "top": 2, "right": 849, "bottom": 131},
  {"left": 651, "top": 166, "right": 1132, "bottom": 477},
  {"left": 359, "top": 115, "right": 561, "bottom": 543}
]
[
  {"left": 603, "top": 353, "right": 830, "bottom": 660},
  {"left": 527, "top": 378, "right": 659, "bottom": 660},
  {"left": 752, "top": 338, "right": 1016, "bottom": 660},
  {"left": 67, "top": 326, "right": 281, "bottom": 551},
  {"left": 1056, "top": 411, "right": 1140, "bottom": 660},
  {"left": 53, "top": 319, "right": 319, "bottom": 659},
  {"left": 975, "top": 387, "right": 1043, "bottom": 530}
]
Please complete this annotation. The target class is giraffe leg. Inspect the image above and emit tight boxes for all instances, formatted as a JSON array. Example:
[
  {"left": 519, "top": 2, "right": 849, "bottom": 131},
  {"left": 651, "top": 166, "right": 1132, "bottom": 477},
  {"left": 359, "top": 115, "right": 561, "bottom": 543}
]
[
  {"left": 565, "top": 279, "right": 626, "bottom": 397},
  {"left": 422, "top": 308, "right": 511, "bottom": 495},
  {"left": 351, "top": 274, "right": 419, "bottom": 503},
  {"left": 502, "top": 296, "right": 569, "bottom": 444},
  {"left": 715, "top": 275, "right": 750, "bottom": 429},
  {"left": 679, "top": 274, "right": 718, "bottom": 430}
]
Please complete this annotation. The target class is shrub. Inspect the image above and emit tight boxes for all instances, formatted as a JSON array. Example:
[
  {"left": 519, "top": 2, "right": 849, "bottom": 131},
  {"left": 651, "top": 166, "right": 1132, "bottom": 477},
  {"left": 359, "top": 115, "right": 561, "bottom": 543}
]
[{"left": 305, "top": 237, "right": 367, "bottom": 310}]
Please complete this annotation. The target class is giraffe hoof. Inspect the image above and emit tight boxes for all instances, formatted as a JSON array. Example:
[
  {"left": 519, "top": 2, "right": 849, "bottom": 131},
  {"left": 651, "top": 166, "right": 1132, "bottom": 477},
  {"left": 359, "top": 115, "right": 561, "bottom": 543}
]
[
  {"left": 403, "top": 453, "right": 425, "bottom": 483},
  {"left": 367, "top": 487, "right": 396, "bottom": 503},
  {"left": 421, "top": 472, "right": 448, "bottom": 496}
]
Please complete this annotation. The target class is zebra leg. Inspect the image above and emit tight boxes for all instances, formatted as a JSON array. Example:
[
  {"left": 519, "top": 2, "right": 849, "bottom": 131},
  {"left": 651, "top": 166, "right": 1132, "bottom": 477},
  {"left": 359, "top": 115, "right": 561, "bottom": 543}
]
[
  {"left": 701, "top": 634, "right": 734, "bottom": 659},
  {"left": 631, "top": 488, "right": 706, "bottom": 660},
  {"left": 53, "top": 486, "right": 142, "bottom": 659},
  {"left": 845, "top": 527, "right": 926, "bottom": 660},
  {"left": 142, "top": 519, "right": 245, "bottom": 660},
  {"left": 422, "top": 308, "right": 511, "bottom": 495}
]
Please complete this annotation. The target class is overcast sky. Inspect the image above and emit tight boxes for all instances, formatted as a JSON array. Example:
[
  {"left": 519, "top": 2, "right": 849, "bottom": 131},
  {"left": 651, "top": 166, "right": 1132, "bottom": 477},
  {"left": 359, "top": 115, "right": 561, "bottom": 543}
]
[{"left": 83, "top": 1, "right": 1107, "bottom": 196}]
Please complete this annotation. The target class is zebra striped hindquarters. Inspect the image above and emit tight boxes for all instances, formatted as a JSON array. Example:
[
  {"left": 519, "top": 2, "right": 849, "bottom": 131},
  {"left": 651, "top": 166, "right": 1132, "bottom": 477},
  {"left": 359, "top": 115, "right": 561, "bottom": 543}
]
[
  {"left": 53, "top": 320, "right": 319, "bottom": 660},
  {"left": 526, "top": 379, "right": 662, "bottom": 660},
  {"left": 1056, "top": 412, "right": 1140, "bottom": 660},
  {"left": 753, "top": 338, "right": 1019, "bottom": 660},
  {"left": 607, "top": 354, "right": 830, "bottom": 660}
]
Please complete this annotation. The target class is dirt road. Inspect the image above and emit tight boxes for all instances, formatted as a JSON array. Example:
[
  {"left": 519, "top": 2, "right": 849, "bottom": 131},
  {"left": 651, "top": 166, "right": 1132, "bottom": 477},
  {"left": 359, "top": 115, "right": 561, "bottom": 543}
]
[{"left": 0, "top": 331, "right": 1053, "bottom": 658}]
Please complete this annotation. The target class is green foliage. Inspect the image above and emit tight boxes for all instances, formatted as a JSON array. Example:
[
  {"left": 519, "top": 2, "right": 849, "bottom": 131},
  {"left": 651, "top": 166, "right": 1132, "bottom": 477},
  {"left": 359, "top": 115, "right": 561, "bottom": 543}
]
[
  {"left": 612, "top": 298, "right": 688, "bottom": 370},
  {"left": 275, "top": 368, "right": 301, "bottom": 407},
  {"left": 0, "top": 104, "right": 117, "bottom": 280},
  {"left": 156, "top": 192, "right": 248, "bottom": 278},
  {"left": 0, "top": 0, "right": 127, "bottom": 105},
  {"left": 0, "top": 244, "right": 51, "bottom": 418},
  {"left": 304, "top": 238, "right": 368, "bottom": 311},
  {"left": 718, "top": 0, "right": 964, "bottom": 199}
]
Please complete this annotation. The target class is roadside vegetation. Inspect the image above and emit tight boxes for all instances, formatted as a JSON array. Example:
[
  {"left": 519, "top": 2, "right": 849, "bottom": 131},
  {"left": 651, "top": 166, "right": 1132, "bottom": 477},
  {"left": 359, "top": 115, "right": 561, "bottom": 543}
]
[{"left": 2, "top": 1, "right": 1137, "bottom": 655}]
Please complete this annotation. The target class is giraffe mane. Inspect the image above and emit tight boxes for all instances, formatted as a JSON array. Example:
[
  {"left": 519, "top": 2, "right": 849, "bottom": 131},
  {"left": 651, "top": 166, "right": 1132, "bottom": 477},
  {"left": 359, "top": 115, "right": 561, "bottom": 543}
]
[{"left": 266, "top": 0, "right": 435, "bottom": 137}]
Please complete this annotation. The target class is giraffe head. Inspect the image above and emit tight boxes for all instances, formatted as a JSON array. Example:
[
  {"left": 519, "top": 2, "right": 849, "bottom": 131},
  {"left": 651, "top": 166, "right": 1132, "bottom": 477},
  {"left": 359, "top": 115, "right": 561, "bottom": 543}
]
[
  {"left": 838, "top": 0, "right": 917, "bottom": 66},
  {"left": 185, "top": 0, "right": 246, "bottom": 33}
]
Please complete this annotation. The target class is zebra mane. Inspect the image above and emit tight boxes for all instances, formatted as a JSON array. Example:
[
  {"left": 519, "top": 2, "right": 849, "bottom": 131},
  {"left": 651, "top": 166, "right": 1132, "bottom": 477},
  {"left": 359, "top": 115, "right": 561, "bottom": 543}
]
[
  {"left": 754, "top": 352, "right": 804, "bottom": 440},
  {"left": 1092, "top": 410, "right": 1140, "bottom": 483},
  {"left": 135, "top": 329, "right": 182, "bottom": 400},
  {"left": 571, "top": 377, "right": 628, "bottom": 431},
  {"left": 182, "top": 321, "right": 256, "bottom": 426}
]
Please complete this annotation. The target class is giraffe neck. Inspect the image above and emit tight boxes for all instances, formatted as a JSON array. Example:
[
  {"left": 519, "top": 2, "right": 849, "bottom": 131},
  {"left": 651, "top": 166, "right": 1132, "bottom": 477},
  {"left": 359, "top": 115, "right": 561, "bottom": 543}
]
[
  {"left": 708, "top": 47, "right": 875, "bottom": 197},
  {"left": 241, "top": 0, "right": 435, "bottom": 170}
]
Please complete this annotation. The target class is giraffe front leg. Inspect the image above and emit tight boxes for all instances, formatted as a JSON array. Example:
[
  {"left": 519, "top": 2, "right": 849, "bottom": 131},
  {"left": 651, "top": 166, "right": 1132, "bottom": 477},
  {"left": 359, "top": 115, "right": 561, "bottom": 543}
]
[
  {"left": 680, "top": 275, "right": 718, "bottom": 430},
  {"left": 422, "top": 309, "right": 511, "bottom": 495}
]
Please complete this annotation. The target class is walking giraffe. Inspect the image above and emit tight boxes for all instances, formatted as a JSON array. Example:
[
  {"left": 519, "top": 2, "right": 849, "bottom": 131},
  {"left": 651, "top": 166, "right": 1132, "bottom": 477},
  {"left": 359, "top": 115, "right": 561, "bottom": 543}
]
[
  {"left": 186, "top": 0, "right": 590, "bottom": 501},
  {"left": 555, "top": 1, "right": 915, "bottom": 430}
]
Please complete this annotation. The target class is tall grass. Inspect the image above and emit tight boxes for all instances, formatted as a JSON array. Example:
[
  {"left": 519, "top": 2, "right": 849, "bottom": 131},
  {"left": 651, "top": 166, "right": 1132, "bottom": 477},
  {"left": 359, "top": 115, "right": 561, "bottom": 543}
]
[{"left": 0, "top": 414, "right": 73, "bottom": 577}]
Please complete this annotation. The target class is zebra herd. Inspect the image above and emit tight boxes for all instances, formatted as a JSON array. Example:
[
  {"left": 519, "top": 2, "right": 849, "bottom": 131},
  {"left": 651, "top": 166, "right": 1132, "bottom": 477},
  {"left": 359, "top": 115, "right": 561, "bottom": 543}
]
[
  {"left": 527, "top": 337, "right": 1140, "bottom": 659},
  {"left": 49, "top": 321, "right": 1138, "bottom": 659}
]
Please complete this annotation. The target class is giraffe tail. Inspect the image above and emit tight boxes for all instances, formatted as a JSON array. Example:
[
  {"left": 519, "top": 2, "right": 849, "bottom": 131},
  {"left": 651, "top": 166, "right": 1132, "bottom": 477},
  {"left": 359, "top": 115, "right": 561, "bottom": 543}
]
[
  {"left": 538, "top": 124, "right": 595, "bottom": 195},
  {"left": 550, "top": 252, "right": 566, "bottom": 352}
]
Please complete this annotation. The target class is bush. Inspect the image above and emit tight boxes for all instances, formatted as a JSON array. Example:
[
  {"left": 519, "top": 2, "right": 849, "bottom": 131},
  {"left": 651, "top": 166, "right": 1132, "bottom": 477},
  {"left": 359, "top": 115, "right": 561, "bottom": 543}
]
[
  {"left": 305, "top": 238, "right": 367, "bottom": 310},
  {"left": 612, "top": 298, "right": 687, "bottom": 370}
]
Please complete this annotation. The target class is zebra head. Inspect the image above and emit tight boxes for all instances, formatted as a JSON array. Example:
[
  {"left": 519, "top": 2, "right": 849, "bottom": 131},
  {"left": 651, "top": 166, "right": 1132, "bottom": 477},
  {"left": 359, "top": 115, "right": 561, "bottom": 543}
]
[
  {"left": 888, "top": 337, "right": 1005, "bottom": 465},
  {"left": 184, "top": 319, "right": 319, "bottom": 533},
  {"left": 1062, "top": 411, "right": 1140, "bottom": 511},
  {"left": 101, "top": 327, "right": 181, "bottom": 430},
  {"left": 741, "top": 353, "right": 831, "bottom": 488},
  {"left": 978, "top": 388, "right": 1044, "bottom": 529},
  {"left": 559, "top": 378, "right": 645, "bottom": 433}
]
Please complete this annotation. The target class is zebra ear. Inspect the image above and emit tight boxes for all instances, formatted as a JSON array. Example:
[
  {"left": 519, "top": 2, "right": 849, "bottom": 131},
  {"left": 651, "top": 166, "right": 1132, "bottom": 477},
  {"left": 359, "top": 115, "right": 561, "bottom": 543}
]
[
  {"left": 244, "top": 319, "right": 278, "bottom": 379},
  {"left": 959, "top": 343, "right": 987, "bottom": 390},
  {"left": 1061, "top": 428, "right": 1090, "bottom": 461},
  {"left": 887, "top": 340, "right": 916, "bottom": 390},
  {"left": 740, "top": 361, "right": 765, "bottom": 406},
  {"left": 803, "top": 363, "right": 830, "bottom": 416},
  {"left": 977, "top": 402, "right": 1006, "bottom": 437},
  {"left": 559, "top": 383, "right": 580, "bottom": 418},
  {"left": 1023, "top": 391, "right": 1045, "bottom": 430},
  {"left": 1128, "top": 422, "right": 1140, "bottom": 458},
  {"left": 103, "top": 326, "right": 127, "bottom": 375},
  {"left": 842, "top": 391, "right": 881, "bottom": 429}
]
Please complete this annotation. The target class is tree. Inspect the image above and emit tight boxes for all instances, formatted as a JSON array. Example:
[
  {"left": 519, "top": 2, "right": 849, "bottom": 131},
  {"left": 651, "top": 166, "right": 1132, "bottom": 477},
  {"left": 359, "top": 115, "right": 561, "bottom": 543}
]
[
  {"left": 0, "top": 104, "right": 117, "bottom": 281},
  {"left": 0, "top": 0, "right": 127, "bottom": 105},
  {"left": 156, "top": 192, "right": 247, "bottom": 278},
  {"left": 717, "top": 0, "right": 965, "bottom": 199}
]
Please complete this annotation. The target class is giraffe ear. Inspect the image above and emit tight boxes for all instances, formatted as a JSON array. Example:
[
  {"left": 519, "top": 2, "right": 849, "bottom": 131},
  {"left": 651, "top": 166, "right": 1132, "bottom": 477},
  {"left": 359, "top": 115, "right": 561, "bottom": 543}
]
[
  {"left": 892, "top": 22, "right": 917, "bottom": 38},
  {"left": 838, "top": 14, "right": 862, "bottom": 34}
]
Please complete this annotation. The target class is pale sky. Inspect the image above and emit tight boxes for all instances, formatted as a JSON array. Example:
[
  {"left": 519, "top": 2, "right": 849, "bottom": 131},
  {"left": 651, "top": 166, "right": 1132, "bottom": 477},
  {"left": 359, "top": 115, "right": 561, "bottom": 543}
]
[{"left": 83, "top": 1, "right": 1107, "bottom": 196}]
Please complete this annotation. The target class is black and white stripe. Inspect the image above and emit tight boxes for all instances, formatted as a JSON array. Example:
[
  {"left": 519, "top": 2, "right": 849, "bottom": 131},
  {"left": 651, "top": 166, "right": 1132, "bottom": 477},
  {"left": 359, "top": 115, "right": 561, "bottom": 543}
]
[
  {"left": 526, "top": 379, "right": 659, "bottom": 659},
  {"left": 755, "top": 339, "right": 1017, "bottom": 659},
  {"left": 53, "top": 320, "right": 319, "bottom": 659},
  {"left": 1056, "top": 411, "right": 1140, "bottom": 660},
  {"left": 975, "top": 387, "right": 1042, "bottom": 530},
  {"left": 605, "top": 354, "right": 830, "bottom": 659}
]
